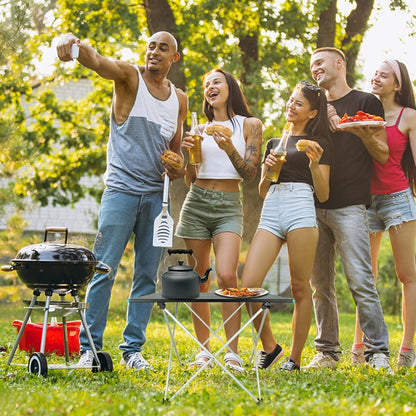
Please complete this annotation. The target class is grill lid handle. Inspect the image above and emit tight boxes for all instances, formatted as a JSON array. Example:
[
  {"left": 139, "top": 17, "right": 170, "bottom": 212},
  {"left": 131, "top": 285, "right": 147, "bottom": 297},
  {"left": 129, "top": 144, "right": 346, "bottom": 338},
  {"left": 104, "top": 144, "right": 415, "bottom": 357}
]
[{"left": 44, "top": 227, "right": 68, "bottom": 244}]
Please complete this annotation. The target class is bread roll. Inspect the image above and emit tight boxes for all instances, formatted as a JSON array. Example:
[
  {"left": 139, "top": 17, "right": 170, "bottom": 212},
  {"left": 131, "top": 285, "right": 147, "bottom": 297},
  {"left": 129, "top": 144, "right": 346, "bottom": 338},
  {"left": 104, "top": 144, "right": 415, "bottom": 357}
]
[
  {"left": 295, "top": 139, "right": 313, "bottom": 152},
  {"left": 205, "top": 124, "right": 233, "bottom": 138},
  {"left": 161, "top": 150, "right": 184, "bottom": 170}
]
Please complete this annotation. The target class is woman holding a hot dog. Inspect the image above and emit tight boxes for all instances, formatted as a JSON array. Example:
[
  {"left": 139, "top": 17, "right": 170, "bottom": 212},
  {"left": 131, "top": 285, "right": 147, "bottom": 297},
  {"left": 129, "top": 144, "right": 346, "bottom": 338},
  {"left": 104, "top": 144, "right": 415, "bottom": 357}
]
[
  {"left": 176, "top": 68, "right": 263, "bottom": 372},
  {"left": 240, "top": 81, "right": 332, "bottom": 371}
]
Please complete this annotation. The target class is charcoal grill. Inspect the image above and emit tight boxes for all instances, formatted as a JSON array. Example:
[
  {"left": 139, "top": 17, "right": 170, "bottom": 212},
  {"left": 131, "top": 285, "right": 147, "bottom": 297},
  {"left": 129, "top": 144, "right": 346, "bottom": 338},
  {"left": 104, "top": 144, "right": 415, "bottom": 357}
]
[{"left": 2, "top": 227, "right": 113, "bottom": 376}]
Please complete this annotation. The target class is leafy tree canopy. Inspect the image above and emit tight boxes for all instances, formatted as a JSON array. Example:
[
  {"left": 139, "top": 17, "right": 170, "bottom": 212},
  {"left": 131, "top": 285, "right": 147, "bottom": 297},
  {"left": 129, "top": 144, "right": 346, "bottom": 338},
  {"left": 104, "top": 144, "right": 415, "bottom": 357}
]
[{"left": 0, "top": 0, "right": 413, "bottom": 229}]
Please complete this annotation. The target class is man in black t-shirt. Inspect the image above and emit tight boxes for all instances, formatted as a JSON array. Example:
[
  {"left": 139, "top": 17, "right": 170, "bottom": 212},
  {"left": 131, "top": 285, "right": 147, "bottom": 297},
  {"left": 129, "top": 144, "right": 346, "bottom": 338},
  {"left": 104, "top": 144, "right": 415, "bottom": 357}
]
[{"left": 305, "top": 47, "right": 391, "bottom": 371}]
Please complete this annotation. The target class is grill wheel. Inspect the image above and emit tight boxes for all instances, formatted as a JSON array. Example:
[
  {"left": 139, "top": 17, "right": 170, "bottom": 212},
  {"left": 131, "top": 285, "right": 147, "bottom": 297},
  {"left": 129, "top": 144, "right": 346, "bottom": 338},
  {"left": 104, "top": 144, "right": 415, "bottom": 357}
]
[{"left": 28, "top": 352, "right": 48, "bottom": 377}]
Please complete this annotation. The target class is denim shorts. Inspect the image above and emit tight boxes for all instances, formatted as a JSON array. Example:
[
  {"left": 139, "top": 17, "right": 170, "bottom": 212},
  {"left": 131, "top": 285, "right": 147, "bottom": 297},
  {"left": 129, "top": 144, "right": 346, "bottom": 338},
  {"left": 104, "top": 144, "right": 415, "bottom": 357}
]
[
  {"left": 259, "top": 182, "right": 318, "bottom": 239},
  {"left": 175, "top": 184, "right": 243, "bottom": 239},
  {"left": 367, "top": 187, "right": 416, "bottom": 232}
]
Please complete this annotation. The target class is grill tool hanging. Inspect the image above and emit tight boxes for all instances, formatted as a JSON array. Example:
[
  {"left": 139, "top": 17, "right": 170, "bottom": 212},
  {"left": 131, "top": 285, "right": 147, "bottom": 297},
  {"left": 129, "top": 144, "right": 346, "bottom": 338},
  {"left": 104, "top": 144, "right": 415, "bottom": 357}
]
[{"left": 153, "top": 174, "right": 174, "bottom": 247}]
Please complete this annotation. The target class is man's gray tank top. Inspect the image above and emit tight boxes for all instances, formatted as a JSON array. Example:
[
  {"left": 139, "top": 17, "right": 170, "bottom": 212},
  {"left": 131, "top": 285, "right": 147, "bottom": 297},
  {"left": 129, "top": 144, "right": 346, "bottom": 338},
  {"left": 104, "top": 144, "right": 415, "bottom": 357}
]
[{"left": 104, "top": 66, "right": 179, "bottom": 195}]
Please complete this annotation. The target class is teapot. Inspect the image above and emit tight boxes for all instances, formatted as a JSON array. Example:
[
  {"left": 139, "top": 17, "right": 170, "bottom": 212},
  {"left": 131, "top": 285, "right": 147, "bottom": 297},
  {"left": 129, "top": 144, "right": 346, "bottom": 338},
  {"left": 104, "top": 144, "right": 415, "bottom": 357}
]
[{"left": 161, "top": 249, "right": 211, "bottom": 299}]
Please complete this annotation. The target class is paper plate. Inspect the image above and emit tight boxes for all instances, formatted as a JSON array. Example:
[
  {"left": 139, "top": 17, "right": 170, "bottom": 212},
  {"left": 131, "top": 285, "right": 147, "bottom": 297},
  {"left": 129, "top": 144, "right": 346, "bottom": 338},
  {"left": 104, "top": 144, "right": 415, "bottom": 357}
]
[
  {"left": 215, "top": 288, "right": 268, "bottom": 298},
  {"left": 338, "top": 120, "right": 386, "bottom": 129}
]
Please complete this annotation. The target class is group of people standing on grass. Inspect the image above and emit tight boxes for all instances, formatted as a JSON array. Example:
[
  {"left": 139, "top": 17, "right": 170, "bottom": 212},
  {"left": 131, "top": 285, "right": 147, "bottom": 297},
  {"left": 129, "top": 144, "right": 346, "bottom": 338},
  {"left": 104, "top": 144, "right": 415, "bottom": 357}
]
[{"left": 56, "top": 31, "right": 416, "bottom": 374}]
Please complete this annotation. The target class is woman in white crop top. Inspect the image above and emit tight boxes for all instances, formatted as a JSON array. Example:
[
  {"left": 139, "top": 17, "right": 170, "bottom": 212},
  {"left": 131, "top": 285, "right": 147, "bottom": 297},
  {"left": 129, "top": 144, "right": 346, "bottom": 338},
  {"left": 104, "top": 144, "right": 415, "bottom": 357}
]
[{"left": 176, "top": 68, "right": 263, "bottom": 371}]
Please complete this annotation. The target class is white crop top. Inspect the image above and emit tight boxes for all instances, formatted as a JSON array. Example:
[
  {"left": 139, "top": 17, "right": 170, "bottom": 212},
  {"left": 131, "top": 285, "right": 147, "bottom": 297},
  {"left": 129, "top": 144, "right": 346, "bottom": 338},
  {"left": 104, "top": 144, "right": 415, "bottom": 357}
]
[{"left": 197, "top": 115, "right": 246, "bottom": 180}]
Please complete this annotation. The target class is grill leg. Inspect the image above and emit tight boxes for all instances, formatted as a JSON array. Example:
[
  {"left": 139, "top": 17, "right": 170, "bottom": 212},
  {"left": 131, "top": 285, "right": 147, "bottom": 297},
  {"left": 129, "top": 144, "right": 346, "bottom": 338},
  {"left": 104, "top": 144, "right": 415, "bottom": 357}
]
[
  {"left": 7, "top": 291, "right": 40, "bottom": 365},
  {"left": 40, "top": 291, "right": 53, "bottom": 354},
  {"left": 60, "top": 294, "right": 70, "bottom": 364},
  {"left": 73, "top": 293, "right": 100, "bottom": 369}
]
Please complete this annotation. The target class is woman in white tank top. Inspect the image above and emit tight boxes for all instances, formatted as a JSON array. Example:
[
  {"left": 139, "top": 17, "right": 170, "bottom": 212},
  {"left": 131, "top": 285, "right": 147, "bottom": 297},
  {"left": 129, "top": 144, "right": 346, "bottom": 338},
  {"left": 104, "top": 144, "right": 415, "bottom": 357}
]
[{"left": 176, "top": 69, "right": 263, "bottom": 371}]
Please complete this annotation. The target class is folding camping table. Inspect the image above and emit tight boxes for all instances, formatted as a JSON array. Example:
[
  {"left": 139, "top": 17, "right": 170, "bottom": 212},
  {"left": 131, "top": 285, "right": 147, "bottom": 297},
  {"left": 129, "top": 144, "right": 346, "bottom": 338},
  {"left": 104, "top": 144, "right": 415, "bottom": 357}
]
[{"left": 129, "top": 292, "right": 294, "bottom": 402}]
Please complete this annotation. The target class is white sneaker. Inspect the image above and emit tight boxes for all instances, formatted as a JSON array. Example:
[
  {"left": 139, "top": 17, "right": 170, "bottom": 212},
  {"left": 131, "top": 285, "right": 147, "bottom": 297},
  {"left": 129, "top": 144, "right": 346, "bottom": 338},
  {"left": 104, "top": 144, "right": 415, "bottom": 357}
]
[
  {"left": 121, "top": 352, "right": 152, "bottom": 370},
  {"left": 304, "top": 352, "right": 338, "bottom": 369},
  {"left": 368, "top": 352, "right": 392, "bottom": 372},
  {"left": 77, "top": 350, "right": 94, "bottom": 367}
]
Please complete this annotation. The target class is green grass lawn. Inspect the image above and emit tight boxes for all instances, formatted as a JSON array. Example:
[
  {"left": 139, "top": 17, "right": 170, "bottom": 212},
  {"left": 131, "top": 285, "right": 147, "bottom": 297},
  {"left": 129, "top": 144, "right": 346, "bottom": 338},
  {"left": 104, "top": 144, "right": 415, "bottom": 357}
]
[{"left": 0, "top": 292, "right": 415, "bottom": 416}]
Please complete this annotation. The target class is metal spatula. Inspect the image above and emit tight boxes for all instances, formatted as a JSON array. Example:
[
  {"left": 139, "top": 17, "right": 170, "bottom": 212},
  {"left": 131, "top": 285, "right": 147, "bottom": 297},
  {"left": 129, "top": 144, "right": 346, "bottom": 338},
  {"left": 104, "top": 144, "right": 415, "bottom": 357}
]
[{"left": 153, "top": 174, "right": 173, "bottom": 247}]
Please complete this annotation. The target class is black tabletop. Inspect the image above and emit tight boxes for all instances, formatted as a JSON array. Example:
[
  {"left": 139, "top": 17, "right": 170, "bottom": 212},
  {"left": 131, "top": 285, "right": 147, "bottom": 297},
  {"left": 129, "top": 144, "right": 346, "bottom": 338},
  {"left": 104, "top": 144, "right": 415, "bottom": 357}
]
[{"left": 129, "top": 291, "right": 294, "bottom": 304}]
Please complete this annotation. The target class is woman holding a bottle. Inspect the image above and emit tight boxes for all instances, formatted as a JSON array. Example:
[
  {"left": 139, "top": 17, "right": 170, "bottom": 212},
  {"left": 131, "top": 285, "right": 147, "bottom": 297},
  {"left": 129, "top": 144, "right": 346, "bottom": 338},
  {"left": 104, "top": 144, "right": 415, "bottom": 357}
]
[
  {"left": 176, "top": 68, "right": 263, "bottom": 371},
  {"left": 240, "top": 81, "right": 332, "bottom": 371}
]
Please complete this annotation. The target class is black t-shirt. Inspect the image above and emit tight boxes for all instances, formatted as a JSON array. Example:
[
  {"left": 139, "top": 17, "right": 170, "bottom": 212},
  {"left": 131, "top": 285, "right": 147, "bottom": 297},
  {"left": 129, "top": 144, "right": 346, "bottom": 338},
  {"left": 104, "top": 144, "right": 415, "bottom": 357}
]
[
  {"left": 316, "top": 89, "right": 384, "bottom": 209},
  {"left": 263, "top": 134, "right": 332, "bottom": 187}
]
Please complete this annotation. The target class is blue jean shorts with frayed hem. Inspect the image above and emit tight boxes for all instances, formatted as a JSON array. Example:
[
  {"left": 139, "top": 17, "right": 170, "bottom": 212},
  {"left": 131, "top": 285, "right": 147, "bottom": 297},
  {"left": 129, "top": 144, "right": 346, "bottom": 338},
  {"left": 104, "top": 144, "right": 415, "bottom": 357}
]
[{"left": 367, "top": 187, "right": 416, "bottom": 232}]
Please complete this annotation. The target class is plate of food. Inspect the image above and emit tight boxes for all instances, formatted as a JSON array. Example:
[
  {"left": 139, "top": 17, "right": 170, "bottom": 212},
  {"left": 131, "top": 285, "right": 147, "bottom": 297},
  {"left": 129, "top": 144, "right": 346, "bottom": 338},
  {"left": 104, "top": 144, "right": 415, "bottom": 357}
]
[
  {"left": 338, "top": 111, "right": 386, "bottom": 129},
  {"left": 338, "top": 120, "right": 386, "bottom": 129},
  {"left": 215, "top": 287, "right": 269, "bottom": 298}
]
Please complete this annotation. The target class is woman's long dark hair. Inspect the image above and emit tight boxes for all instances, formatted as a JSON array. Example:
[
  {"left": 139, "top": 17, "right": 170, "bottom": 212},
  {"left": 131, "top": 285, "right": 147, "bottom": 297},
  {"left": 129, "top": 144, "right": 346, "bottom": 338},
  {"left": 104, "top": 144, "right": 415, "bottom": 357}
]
[
  {"left": 202, "top": 68, "right": 253, "bottom": 125},
  {"left": 393, "top": 61, "right": 416, "bottom": 196},
  {"left": 297, "top": 81, "right": 332, "bottom": 148}
]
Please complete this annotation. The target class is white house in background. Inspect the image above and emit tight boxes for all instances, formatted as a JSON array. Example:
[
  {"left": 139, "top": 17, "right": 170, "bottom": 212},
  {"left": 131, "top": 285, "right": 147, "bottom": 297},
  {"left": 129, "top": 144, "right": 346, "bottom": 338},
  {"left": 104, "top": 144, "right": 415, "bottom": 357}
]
[{"left": 0, "top": 78, "right": 101, "bottom": 234}]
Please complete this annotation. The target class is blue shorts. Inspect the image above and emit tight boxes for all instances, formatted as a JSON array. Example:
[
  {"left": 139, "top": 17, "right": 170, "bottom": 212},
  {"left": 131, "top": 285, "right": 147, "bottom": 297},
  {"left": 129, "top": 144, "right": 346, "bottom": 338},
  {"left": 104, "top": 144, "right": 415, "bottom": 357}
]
[
  {"left": 175, "top": 184, "right": 243, "bottom": 239},
  {"left": 367, "top": 187, "right": 416, "bottom": 232},
  {"left": 259, "top": 182, "right": 318, "bottom": 240}
]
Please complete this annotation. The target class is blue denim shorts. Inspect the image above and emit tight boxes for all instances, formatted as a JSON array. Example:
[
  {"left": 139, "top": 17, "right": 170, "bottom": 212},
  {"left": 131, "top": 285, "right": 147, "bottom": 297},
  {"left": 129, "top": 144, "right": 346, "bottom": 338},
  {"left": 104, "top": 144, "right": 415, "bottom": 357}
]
[
  {"left": 175, "top": 184, "right": 243, "bottom": 239},
  {"left": 259, "top": 182, "right": 318, "bottom": 239},
  {"left": 367, "top": 187, "right": 416, "bottom": 232}
]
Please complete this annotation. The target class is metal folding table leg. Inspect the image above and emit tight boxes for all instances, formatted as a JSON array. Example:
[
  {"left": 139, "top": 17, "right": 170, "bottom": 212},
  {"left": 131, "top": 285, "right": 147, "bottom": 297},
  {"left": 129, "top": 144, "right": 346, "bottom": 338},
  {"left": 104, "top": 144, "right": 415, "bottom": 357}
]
[
  {"left": 159, "top": 301, "right": 269, "bottom": 402},
  {"left": 248, "top": 302, "right": 271, "bottom": 366},
  {"left": 185, "top": 301, "right": 246, "bottom": 363}
]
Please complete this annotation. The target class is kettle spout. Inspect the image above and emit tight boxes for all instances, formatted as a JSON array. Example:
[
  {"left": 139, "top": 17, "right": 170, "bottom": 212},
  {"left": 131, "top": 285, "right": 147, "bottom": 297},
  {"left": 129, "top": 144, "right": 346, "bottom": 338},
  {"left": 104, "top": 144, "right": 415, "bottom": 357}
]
[{"left": 199, "top": 267, "right": 212, "bottom": 284}]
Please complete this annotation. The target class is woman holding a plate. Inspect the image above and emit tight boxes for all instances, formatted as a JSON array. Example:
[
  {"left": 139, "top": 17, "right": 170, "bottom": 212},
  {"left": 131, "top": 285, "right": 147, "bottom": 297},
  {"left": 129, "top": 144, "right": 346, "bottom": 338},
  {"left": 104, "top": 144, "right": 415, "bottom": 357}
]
[
  {"left": 352, "top": 60, "right": 416, "bottom": 368},
  {"left": 239, "top": 81, "right": 333, "bottom": 371}
]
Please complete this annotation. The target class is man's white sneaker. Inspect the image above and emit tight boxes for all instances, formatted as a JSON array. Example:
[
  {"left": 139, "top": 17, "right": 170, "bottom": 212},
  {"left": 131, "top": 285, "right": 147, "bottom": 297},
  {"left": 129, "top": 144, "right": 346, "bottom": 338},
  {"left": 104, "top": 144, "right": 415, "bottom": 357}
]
[
  {"left": 304, "top": 352, "right": 338, "bottom": 369},
  {"left": 121, "top": 352, "right": 152, "bottom": 370},
  {"left": 368, "top": 352, "right": 392, "bottom": 372},
  {"left": 77, "top": 350, "right": 94, "bottom": 367}
]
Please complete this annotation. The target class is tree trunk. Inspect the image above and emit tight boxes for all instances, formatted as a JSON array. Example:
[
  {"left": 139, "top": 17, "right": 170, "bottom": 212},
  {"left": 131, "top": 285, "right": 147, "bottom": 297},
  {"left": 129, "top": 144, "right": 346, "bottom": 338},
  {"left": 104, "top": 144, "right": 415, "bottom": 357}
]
[
  {"left": 316, "top": 0, "right": 337, "bottom": 47},
  {"left": 142, "top": 0, "right": 189, "bottom": 249},
  {"left": 239, "top": 32, "right": 263, "bottom": 244},
  {"left": 341, "top": 0, "right": 375, "bottom": 87},
  {"left": 316, "top": 0, "right": 375, "bottom": 87}
]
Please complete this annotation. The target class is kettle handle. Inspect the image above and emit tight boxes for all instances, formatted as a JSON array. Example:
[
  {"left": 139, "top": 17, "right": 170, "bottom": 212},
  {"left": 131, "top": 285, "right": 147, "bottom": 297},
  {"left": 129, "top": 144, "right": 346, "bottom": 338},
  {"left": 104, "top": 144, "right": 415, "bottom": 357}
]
[
  {"left": 164, "top": 248, "right": 197, "bottom": 269},
  {"left": 167, "top": 249, "right": 193, "bottom": 256}
]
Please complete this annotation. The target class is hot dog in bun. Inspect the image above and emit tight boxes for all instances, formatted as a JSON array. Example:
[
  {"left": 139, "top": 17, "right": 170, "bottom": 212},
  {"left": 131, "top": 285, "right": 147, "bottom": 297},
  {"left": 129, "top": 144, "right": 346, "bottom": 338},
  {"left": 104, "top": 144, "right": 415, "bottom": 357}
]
[
  {"left": 295, "top": 139, "right": 313, "bottom": 152},
  {"left": 161, "top": 150, "right": 184, "bottom": 170},
  {"left": 205, "top": 124, "right": 233, "bottom": 139}
]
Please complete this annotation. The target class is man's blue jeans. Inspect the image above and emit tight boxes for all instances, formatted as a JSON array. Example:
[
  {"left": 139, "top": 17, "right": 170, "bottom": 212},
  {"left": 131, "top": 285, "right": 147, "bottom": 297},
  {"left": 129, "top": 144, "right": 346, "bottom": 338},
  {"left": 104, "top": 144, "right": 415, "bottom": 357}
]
[
  {"left": 79, "top": 187, "right": 164, "bottom": 356},
  {"left": 311, "top": 204, "right": 389, "bottom": 359}
]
